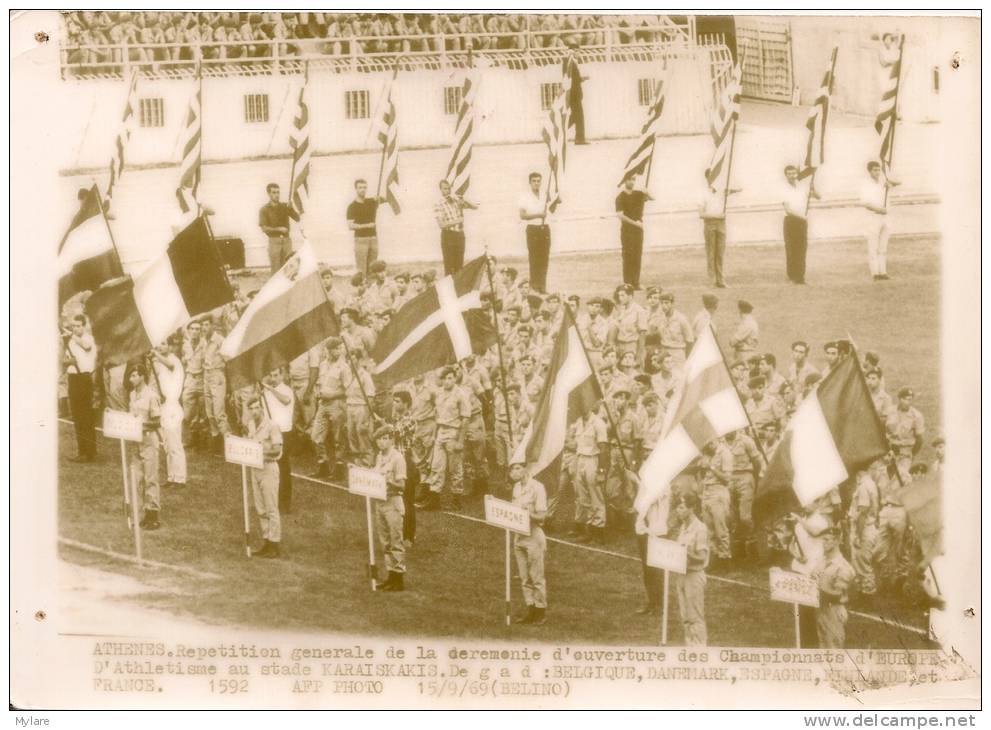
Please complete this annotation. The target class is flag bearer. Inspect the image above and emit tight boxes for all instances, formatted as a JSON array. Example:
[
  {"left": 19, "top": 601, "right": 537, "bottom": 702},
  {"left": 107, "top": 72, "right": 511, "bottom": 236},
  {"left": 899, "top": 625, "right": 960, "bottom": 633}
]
[
  {"left": 510, "top": 459, "right": 548, "bottom": 625},
  {"left": 245, "top": 396, "right": 283, "bottom": 558},
  {"left": 151, "top": 338, "right": 187, "bottom": 489},
  {"left": 310, "top": 338, "right": 347, "bottom": 478},
  {"left": 605, "top": 387, "right": 643, "bottom": 528},
  {"left": 201, "top": 315, "right": 230, "bottom": 452},
  {"left": 886, "top": 387, "right": 925, "bottom": 481},
  {"left": 697, "top": 439, "right": 734, "bottom": 567},
  {"left": 418, "top": 366, "right": 470, "bottom": 510},
  {"left": 723, "top": 428, "right": 764, "bottom": 562},
  {"left": 372, "top": 425, "right": 408, "bottom": 591},
  {"left": 672, "top": 492, "right": 710, "bottom": 646},
  {"left": 342, "top": 347, "right": 377, "bottom": 468},
  {"left": 180, "top": 318, "right": 207, "bottom": 448},
  {"left": 127, "top": 362, "right": 162, "bottom": 530},
  {"left": 815, "top": 527, "right": 856, "bottom": 648}
]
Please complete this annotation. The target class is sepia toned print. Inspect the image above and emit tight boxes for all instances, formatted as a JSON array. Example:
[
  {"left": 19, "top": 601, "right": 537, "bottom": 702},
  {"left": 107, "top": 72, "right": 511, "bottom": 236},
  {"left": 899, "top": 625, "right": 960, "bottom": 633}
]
[{"left": 10, "top": 10, "right": 980, "bottom": 711}]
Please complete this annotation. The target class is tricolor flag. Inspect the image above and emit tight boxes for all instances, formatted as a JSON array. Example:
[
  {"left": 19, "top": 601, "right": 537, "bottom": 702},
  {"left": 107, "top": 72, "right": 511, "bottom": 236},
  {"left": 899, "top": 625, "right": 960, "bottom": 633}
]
[
  {"left": 371, "top": 255, "right": 496, "bottom": 390},
  {"left": 704, "top": 64, "right": 742, "bottom": 215},
  {"left": 634, "top": 325, "right": 749, "bottom": 527},
  {"left": 874, "top": 36, "right": 905, "bottom": 175},
  {"left": 107, "top": 68, "right": 138, "bottom": 201},
  {"left": 221, "top": 242, "right": 339, "bottom": 389},
  {"left": 444, "top": 71, "right": 476, "bottom": 198},
  {"left": 800, "top": 47, "right": 838, "bottom": 183},
  {"left": 85, "top": 216, "right": 233, "bottom": 365},
  {"left": 288, "top": 67, "right": 311, "bottom": 216},
  {"left": 511, "top": 309, "right": 602, "bottom": 500},
  {"left": 176, "top": 72, "right": 202, "bottom": 214},
  {"left": 619, "top": 77, "right": 665, "bottom": 186},
  {"left": 752, "top": 354, "right": 889, "bottom": 527},
  {"left": 541, "top": 79, "right": 570, "bottom": 214},
  {"left": 58, "top": 185, "right": 124, "bottom": 306},
  {"left": 376, "top": 73, "right": 401, "bottom": 215}
]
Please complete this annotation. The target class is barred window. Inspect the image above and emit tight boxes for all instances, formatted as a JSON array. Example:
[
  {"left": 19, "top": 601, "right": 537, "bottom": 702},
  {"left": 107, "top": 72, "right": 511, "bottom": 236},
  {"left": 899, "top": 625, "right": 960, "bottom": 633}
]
[
  {"left": 345, "top": 89, "right": 370, "bottom": 120},
  {"left": 138, "top": 97, "right": 165, "bottom": 128},
  {"left": 244, "top": 93, "right": 269, "bottom": 123},
  {"left": 444, "top": 86, "right": 462, "bottom": 116},
  {"left": 637, "top": 78, "right": 660, "bottom": 106},
  {"left": 540, "top": 82, "right": 562, "bottom": 111}
]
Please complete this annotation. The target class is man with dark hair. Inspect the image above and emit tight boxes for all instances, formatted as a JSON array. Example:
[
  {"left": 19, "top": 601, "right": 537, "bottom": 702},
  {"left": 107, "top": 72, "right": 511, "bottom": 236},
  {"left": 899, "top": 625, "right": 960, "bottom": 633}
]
[
  {"left": 346, "top": 178, "right": 381, "bottom": 276},
  {"left": 518, "top": 172, "right": 552, "bottom": 293},
  {"left": 860, "top": 160, "right": 901, "bottom": 281},
  {"left": 782, "top": 164, "right": 819, "bottom": 283},
  {"left": 787, "top": 340, "right": 818, "bottom": 392},
  {"left": 615, "top": 176, "right": 652, "bottom": 289},
  {"left": 434, "top": 179, "right": 478, "bottom": 275},
  {"left": 672, "top": 492, "right": 709, "bottom": 646},
  {"left": 258, "top": 182, "right": 300, "bottom": 275},
  {"left": 63, "top": 314, "right": 98, "bottom": 462},
  {"left": 246, "top": 395, "right": 284, "bottom": 558},
  {"left": 418, "top": 365, "right": 470, "bottom": 511}
]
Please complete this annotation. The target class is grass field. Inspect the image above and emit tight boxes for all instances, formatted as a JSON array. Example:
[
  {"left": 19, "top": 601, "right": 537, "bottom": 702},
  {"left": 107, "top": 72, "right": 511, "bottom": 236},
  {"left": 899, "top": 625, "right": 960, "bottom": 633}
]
[{"left": 58, "top": 237, "right": 940, "bottom": 648}]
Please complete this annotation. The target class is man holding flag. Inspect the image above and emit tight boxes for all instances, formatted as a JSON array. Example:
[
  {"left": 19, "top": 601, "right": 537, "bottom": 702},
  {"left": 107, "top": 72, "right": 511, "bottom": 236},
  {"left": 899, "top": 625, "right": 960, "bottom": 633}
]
[
  {"left": 518, "top": 172, "right": 551, "bottom": 294},
  {"left": 259, "top": 182, "right": 300, "bottom": 275}
]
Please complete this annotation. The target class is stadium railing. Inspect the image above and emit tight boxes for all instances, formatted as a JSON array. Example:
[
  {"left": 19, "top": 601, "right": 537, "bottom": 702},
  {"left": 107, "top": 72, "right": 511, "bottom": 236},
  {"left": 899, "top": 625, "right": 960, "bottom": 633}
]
[{"left": 60, "top": 22, "right": 696, "bottom": 79}]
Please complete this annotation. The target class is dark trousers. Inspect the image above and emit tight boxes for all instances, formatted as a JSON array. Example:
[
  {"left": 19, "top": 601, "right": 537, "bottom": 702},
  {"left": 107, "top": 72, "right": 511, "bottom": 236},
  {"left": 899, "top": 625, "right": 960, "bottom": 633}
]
[
  {"left": 783, "top": 215, "right": 808, "bottom": 282},
  {"left": 568, "top": 96, "right": 586, "bottom": 143},
  {"left": 525, "top": 225, "right": 551, "bottom": 293},
  {"left": 799, "top": 604, "right": 820, "bottom": 648},
  {"left": 440, "top": 228, "right": 466, "bottom": 276},
  {"left": 278, "top": 430, "right": 293, "bottom": 512},
  {"left": 67, "top": 372, "right": 96, "bottom": 458},
  {"left": 621, "top": 226, "right": 644, "bottom": 288},
  {"left": 403, "top": 451, "right": 419, "bottom": 542},
  {"left": 637, "top": 534, "right": 663, "bottom": 607}
]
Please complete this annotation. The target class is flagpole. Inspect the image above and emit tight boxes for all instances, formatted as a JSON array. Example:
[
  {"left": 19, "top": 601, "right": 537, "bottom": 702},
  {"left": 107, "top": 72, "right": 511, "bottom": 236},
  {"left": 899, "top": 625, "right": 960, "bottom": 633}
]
[
  {"left": 195, "top": 62, "right": 204, "bottom": 217},
  {"left": 642, "top": 73, "right": 665, "bottom": 190},
  {"left": 375, "top": 63, "right": 401, "bottom": 202},
  {"left": 804, "top": 47, "right": 839, "bottom": 216},
  {"left": 483, "top": 251, "right": 515, "bottom": 451},
  {"left": 707, "top": 323, "right": 769, "bottom": 464},
  {"left": 564, "top": 305, "right": 633, "bottom": 476},
  {"left": 91, "top": 180, "right": 126, "bottom": 273},
  {"left": 882, "top": 35, "right": 906, "bottom": 209},
  {"left": 720, "top": 109, "right": 739, "bottom": 217}
]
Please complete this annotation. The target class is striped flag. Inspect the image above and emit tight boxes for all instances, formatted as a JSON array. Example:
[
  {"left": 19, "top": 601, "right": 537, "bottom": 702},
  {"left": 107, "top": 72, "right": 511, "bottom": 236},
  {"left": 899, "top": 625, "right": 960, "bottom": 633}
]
[
  {"left": 618, "top": 78, "right": 665, "bottom": 186},
  {"left": 444, "top": 72, "right": 476, "bottom": 197},
  {"left": 106, "top": 68, "right": 138, "bottom": 201},
  {"left": 511, "top": 309, "right": 602, "bottom": 500},
  {"left": 58, "top": 185, "right": 124, "bottom": 305},
  {"left": 85, "top": 216, "right": 233, "bottom": 365},
  {"left": 800, "top": 48, "right": 838, "bottom": 181},
  {"left": 874, "top": 36, "right": 905, "bottom": 174},
  {"left": 752, "top": 354, "right": 889, "bottom": 527},
  {"left": 371, "top": 256, "right": 496, "bottom": 390},
  {"left": 376, "top": 74, "right": 401, "bottom": 215},
  {"left": 541, "top": 81, "right": 569, "bottom": 214},
  {"left": 288, "top": 68, "right": 311, "bottom": 216},
  {"left": 634, "top": 325, "right": 749, "bottom": 527},
  {"left": 704, "top": 64, "right": 742, "bottom": 213},
  {"left": 175, "top": 73, "right": 202, "bottom": 214},
  {"left": 221, "top": 242, "right": 339, "bottom": 389}
]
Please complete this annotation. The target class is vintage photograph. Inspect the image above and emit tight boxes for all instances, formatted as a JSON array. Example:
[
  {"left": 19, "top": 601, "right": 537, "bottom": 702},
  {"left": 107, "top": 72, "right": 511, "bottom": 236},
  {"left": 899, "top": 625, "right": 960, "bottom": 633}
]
[{"left": 10, "top": 9, "right": 981, "bottom": 711}]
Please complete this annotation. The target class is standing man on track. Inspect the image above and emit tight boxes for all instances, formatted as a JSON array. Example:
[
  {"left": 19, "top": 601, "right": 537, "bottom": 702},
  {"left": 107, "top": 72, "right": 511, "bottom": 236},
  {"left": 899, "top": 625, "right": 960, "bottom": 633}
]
[
  {"left": 519, "top": 172, "right": 552, "bottom": 294},
  {"left": 434, "top": 179, "right": 478, "bottom": 276},
  {"left": 615, "top": 176, "right": 652, "bottom": 290},
  {"left": 346, "top": 178, "right": 381, "bottom": 276},
  {"left": 259, "top": 182, "right": 300, "bottom": 276}
]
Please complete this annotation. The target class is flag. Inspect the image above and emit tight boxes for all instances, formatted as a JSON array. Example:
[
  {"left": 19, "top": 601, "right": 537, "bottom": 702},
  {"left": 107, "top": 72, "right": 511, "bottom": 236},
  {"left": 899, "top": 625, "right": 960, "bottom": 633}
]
[
  {"left": 58, "top": 185, "right": 124, "bottom": 306},
  {"left": 619, "top": 78, "right": 665, "bottom": 186},
  {"left": 634, "top": 325, "right": 749, "bottom": 527},
  {"left": 221, "top": 242, "right": 339, "bottom": 389},
  {"left": 376, "top": 74, "right": 401, "bottom": 215},
  {"left": 896, "top": 471, "right": 943, "bottom": 568},
  {"left": 704, "top": 64, "right": 742, "bottom": 214},
  {"left": 511, "top": 310, "right": 602, "bottom": 500},
  {"left": 288, "top": 68, "right": 311, "bottom": 216},
  {"left": 176, "top": 73, "right": 202, "bottom": 214},
  {"left": 85, "top": 216, "right": 233, "bottom": 365},
  {"left": 541, "top": 80, "right": 569, "bottom": 213},
  {"left": 800, "top": 47, "right": 838, "bottom": 182},
  {"left": 753, "top": 354, "right": 889, "bottom": 527},
  {"left": 874, "top": 37, "right": 904, "bottom": 174},
  {"left": 444, "top": 72, "right": 476, "bottom": 197},
  {"left": 107, "top": 68, "right": 138, "bottom": 201},
  {"left": 371, "top": 256, "right": 496, "bottom": 390}
]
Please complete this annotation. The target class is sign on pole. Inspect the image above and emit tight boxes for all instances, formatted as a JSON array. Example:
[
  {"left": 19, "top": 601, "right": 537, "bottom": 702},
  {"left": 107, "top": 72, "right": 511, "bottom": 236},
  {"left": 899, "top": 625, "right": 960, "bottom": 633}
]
[
  {"left": 348, "top": 465, "right": 388, "bottom": 500},
  {"left": 646, "top": 536, "right": 688, "bottom": 574},
  {"left": 484, "top": 495, "right": 531, "bottom": 535},
  {"left": 103, "top": 409, "right": 143, "bottom": 442},
  {"left": 225, "top": 435, "right": 264, "bottom": 469},
  {"left": 769, "top": 567, "right": 820, "bottom": 607}
]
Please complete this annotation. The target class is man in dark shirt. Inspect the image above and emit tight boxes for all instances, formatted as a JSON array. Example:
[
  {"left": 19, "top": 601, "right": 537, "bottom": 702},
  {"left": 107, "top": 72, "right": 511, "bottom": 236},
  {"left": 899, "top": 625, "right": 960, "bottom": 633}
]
[
  {"left": 615, "top": 176, "right": 652, "bottom": 289},
  {"left": 258, "top": 182, "right": 300, "bottom": 275},
  {"left": 562, "top": 40, "right": 589, "bottom": 145},
  {"left": 346, "top": 178, "right": 381, "bottom": 276}
]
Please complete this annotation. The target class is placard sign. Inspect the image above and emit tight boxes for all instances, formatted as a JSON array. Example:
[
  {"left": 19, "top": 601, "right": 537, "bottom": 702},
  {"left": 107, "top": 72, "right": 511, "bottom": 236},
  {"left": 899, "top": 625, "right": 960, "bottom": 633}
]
[
  {"left": 348, "top": 465, "right": 387, "bottom": 500},
  {"left": 646, "top": 536, "right": 688, "bottom": 574},
  {"left": 224, "top": 435, "right": 264, "bottom": 469},
  {"left": 102, "top": 409, "right": 143, "bottom": 442},
  {"left": 483, "top": 495, "right": 530, "bottom": 536},
  {"left": 769, "top": 567, "right": 820, "bottom": 608}
]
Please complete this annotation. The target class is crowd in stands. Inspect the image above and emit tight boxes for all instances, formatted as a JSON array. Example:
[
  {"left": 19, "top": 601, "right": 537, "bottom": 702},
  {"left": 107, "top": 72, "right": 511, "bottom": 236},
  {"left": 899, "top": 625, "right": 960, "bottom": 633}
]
[{"left": 62, "top": 12, "right": 676, "bottom": 69}]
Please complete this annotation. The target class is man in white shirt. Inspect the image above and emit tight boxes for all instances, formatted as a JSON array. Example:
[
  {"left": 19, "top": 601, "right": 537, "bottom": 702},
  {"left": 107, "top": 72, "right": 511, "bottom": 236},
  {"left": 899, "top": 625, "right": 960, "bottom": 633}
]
[
  {"left": 860, "top": 161, "right": 900, "bottom": 281},
  {"left": 262, "top": 368, "right": 296, "bottom": 514},
  {"left": 152, "top": 338, "right": 187, "bottom": 488},
  {"left": 63, "top": 314, "right": 98, "bottom": 462},
  {"left": 782, "top": 165, "right": 819, "bottom": 284},
  {"left": 518, "top": 172, "right": 551, "bottom": 294}
]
